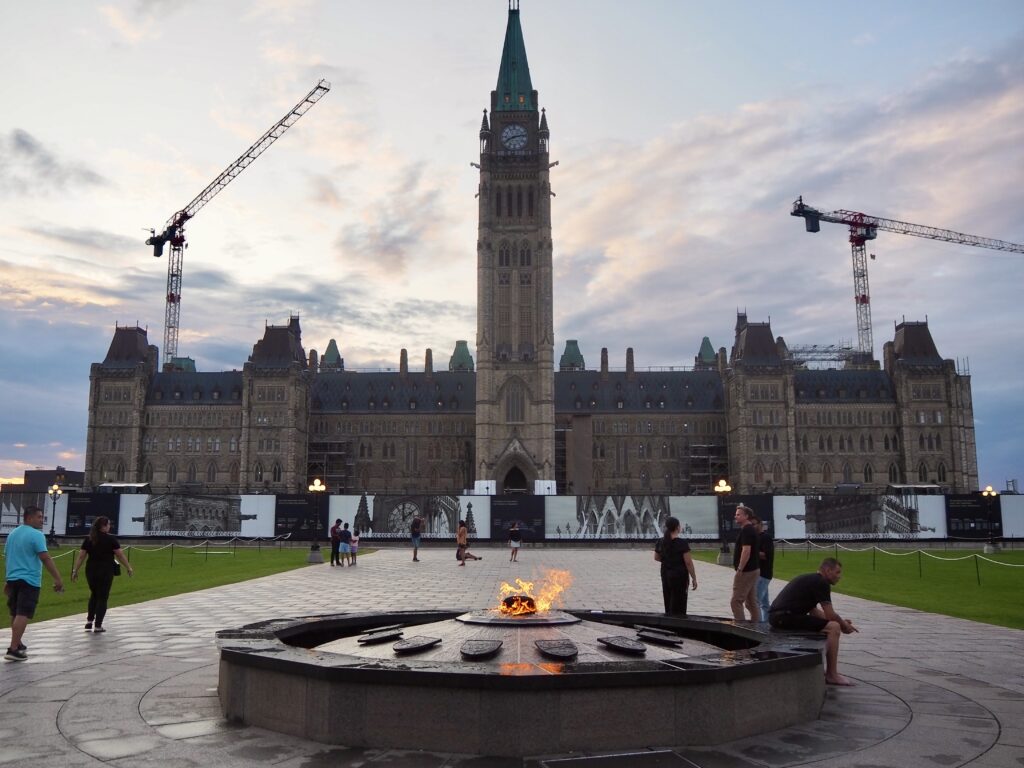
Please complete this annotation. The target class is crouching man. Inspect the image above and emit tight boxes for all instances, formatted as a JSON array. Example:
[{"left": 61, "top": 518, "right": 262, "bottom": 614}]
[{"left": 768, "top": 557, "right": 858, "bottom": 686}]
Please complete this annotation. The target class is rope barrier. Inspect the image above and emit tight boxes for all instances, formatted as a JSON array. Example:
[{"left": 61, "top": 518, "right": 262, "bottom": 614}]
[{"left": 774, "top": 539, "right": 1023, "bottom": 568}]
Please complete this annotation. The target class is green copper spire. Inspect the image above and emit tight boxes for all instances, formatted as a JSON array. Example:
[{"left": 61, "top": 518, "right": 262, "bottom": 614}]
[
  {"left": 698, "top": 336, "right": 716, "bottom": 364},
  {"left": 449, "top": 340, "right": 475, "bottom": 372},
  {"left": 495, "top": 1, "right": 534, "bottom": 111}
]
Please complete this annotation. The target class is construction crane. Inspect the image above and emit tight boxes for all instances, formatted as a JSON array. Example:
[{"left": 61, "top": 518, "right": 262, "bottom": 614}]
[
  {"left": 147, "top": 79, "right": 331, "bottom": 370},
  {"left": 791, "top": 197, "right": 1024, "bottom": 358}
]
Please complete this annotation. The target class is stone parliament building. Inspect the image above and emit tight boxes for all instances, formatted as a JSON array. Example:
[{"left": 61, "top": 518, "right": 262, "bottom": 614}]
[{"left": 84, "top": 5, "right": 978, "bottom": 498}]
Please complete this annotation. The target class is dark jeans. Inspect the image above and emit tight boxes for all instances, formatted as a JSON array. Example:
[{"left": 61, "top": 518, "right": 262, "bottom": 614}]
[
  {"left": 330, "top": 540, "right": 341, "bottom": 565},
  {"left": 86, "top": 569, "right": 114, "bottom": 627},
  {"left": 661, "top": 571, "right": 688, "bottom": 615}
]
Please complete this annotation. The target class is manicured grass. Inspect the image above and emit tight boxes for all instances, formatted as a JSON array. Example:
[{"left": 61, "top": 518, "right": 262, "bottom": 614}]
[
  {"left": 692, "top": 546, "right": 1024, "bottom": 630},
  {"left": 1, "top": 542, "right": 370, "bottom": 627}
]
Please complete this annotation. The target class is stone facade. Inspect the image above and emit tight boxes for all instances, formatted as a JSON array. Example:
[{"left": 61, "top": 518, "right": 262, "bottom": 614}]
[{"left": 83, "top": 6, "right": 978, "bottom": 497}]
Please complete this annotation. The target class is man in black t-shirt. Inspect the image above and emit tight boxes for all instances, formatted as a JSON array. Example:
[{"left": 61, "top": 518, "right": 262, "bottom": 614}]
[
  {"left": 730, "top": 505, "right": 761, "bottom": 622},
  {"left": 769, "top": 557, "right": 859, "bottom": 686}
]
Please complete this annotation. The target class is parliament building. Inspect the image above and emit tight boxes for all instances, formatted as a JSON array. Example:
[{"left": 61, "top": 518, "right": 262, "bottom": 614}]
[{"left": 84, "top": 5, "right": 979, "bottom": 498}]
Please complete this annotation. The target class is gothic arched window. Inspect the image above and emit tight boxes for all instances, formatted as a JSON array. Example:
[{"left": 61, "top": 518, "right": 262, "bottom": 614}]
[
  {"left": 798, "top": 463, "right": 808, "bottom": 484},
  {"left": 842, "top": 463, "right": 852, "bottom": 483},
  {"left": 115, "top": 462, "right": 125, "bottom": 482},
  {"left": 207, "top": 462, "right": 217, "bottom": 483},
  {"left": 753, "top": 462, "right": 765, "bottom": 484},
  {"left": 495, "top": 185, "right": 502, "bottom": 217},
  {"left": 822, "top": 462, "right": 833, "bottom": 484},
  {"left": 498, "top": 241, "right": 511, "bottom": 268},
  {"left": 167, "top": 462, "right": 177, "bottom": 483},
  {"left": 253, "top": 462, "right": 264, "bottom": 483},
  {"left": 773, "top": 462, "right": 784, "bottom": 483},
  {"left": 937, "top": 462, "right": 947, "bottom": 483},
  {"left": 520, "top": 241, "right": 531, "bottom": 266},
  {"left": 528, "top": 187, "right": 534, "bottom": 217},
  {"left": 918, "top": 462, "right": 928, "bottom": 483},
  {"left": 864, "top": 463, "right": 874, "bottom": 483},
  {"left": 505, "top": 380, "right": 525, "bottom": 424},
  {"left": 888, "top": 463, "right": 900, "bottom": 483},
  {"left": 143, "top": 463, "right": 153, "bottom": 483},
  {"left": 187, "top": 462, "right": 197, "bottom": 483},
  {"left": 272, "top": 463, "right": 282, "bottom": 483}
]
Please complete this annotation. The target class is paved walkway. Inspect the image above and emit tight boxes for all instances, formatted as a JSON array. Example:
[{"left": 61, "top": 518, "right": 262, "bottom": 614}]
[{"left": 1, "top": 546, "right": 1021, "bottom": 767}]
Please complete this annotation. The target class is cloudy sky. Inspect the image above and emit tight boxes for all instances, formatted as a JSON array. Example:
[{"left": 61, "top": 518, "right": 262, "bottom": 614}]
[{"left": 1, "top": 0, "right": 1021, "bottom": 488}]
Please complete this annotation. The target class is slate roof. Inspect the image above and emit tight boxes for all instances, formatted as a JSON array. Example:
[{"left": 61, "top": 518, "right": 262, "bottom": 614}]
[
  {"left": 146, "top": 372, "right": 243, "bottom": 406},
  {"left": 101, "top": 326, "right": 151, "bottom": 368},
  {"left": 793, "top": 370, "right": 895, "bottom": 403},
  {"left": 892, "top": 321, "right": 943, "bottom": 366},
  {"left": 733, "top": 322, "right": 781, "bottom": 366},
  {"left": 249, "top": 317, "right": 306, "bottom": 368},
  {"left": 310, "top": 372, "right": 475, "bottom": 415},
  {"left": 554, "top": 370, "right": 725, "bottom": 413}
]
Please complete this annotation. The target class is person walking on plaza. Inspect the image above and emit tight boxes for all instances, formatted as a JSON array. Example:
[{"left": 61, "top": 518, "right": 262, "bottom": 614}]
[
  {"left": 411, "top": 515, "right": 423, "bottom": 562},
  {"left": 730, "top": 505, "right": 761, "bottom": 622},
  {"left": 654, "top": 516, "right": 698, "bottom": 615},
  {"left": 350, "top": 528, "right": 360, "bottom": 566},
  {"left": 339, "top": 522, "right": 353, "bottom": 566},
  {"left": 508, "top": 521, "right": 522, "bottom": 562},
  {"left": 756, "top": 518, "right": 774, "bottom": 622},
  {"left": 72, "top": 515, "right": 133, "bottom": 632},
  {"left": 4, "top": 506, "right": 64, "bottom": 660},
  {"left": 329, "top": 519, "right": 343, "bottom": 567},
  {"left": 768, "top": 557, "right": 859, "bottom": 686},
  {"left": 457, "top": 520, "right": 481, "bottom": 565}
]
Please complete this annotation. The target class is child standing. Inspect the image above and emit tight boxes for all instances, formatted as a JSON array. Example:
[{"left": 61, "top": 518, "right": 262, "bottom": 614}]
[{"left": 350, "top": 529, "right": 360, "bottom": 566}]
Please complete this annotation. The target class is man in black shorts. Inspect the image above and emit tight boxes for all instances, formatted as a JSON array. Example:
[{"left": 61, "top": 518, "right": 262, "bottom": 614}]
[{"left": 768, "top": 557, "right": 858, "bottom": 686}]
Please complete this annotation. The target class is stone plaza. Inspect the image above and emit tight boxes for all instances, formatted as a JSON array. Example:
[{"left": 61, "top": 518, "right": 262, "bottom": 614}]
[{"left": 1, "top": 546, "right": 1022, "bottom": 766}]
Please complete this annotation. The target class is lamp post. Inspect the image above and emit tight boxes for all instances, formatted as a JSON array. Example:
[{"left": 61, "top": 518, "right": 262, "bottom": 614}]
[
  {"left": 714, "top": 478, "right": 732, "bottom": 565},
  {"left": 981, "top": 485, "right": 1000, "bottom": 554},
  {"left": 307, "top": 478, "right": 326, "bottom": 564},
  {"left": 46, "top": 483, "right": 62, "bottom": 547}
]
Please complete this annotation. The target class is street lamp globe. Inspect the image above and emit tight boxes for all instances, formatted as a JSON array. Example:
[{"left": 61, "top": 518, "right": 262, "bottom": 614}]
[
  {"left": 981, "top": 485, "right": 1000, "bottom": 554},
  {"left": 307, "top": 478, "right": 326, "bottom": 564},
  {"left": 46, "top": 483, "right": 63, "bottom": 546},
  {"left": 713, "top": 478, "right": 732, "bottom": 561}
]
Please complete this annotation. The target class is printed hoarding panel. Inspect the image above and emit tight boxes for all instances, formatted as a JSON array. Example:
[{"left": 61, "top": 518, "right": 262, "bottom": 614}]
[
  {"left": 1, "top": 491, "right": 49, "bottom": 534},
  {"left": 718, "top": 495, "right": 775, "bottom": 540},
  {"left": 568, "top": 495, "right": 669, "bottom": 539},
  {"left": 337, "top": 494, "right": 490, "bottom": 540},
  {"left": 274, "top": 494, "right": 328, "bottom": 542},
  {"left": 773, "top": 497, "right": 807, "bottom": 540},
  {"left": 946, "top": 494, "right": 1002, "bottom": 540},
  {"left": 669, "top": 496, "right": 719, "bottom": 539},
  {"left": 1001, "top": 494, "right": 1024, "bottom": 538},
  {"left": 797, "top": 492, "right": 946, "bottom": 539},
  {"left": 117, "top": 494, "right": 273, "bottom": 538},
  {"left": 491, "top": 496, "right": 543, "bottom": 542},
  {"left": 65, "top": 493, "right": 120, "bottom": 536}
]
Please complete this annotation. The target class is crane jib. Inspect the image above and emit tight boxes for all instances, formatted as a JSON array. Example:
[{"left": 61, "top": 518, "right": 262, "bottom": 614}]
[{"left": 146, "top": 79, "right": 331, "bottom": 366}]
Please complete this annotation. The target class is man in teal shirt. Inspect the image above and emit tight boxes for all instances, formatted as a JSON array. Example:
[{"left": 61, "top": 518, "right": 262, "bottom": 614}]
[{"left": 5, "top": 506, "right": 64, "bottom": 661}]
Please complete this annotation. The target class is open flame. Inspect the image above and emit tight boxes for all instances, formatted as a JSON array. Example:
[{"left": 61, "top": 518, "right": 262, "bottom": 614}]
[{"left": 497, "top": 569, "right": 573, "bottom": 615}]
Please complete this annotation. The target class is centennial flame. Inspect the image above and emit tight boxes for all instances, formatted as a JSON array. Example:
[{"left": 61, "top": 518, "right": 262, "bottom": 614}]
[{"left": 497, "top": 569, "right": 573, "bottom": 615}]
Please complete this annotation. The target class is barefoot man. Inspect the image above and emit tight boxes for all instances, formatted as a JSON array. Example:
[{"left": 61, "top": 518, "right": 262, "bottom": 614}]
[{"left": 768, "top": 557, "right": 858, "bottom": 686}]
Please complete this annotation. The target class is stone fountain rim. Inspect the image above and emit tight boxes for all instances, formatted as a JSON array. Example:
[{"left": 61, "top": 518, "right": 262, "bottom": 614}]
[{"left": 216, "top": 608, "right": 824, "bottom": 692}]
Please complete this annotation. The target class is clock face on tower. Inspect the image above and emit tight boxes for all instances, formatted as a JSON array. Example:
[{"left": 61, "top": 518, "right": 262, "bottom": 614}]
[{"left": 501, "top": 123, "right": 528, "bottom": 150}]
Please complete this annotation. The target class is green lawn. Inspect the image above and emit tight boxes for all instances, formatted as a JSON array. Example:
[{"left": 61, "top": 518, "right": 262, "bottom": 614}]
[
  {"left": 692, "top": 546, "right": 1024, "bottom": 630},
  {"left": 1, "top": 542, "right": 358, "bottom": 627}
]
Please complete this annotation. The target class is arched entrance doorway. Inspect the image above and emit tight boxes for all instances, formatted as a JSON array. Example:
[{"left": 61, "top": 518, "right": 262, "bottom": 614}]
[{"left": 502, "top": 466, "right": 530, "bottom": 494}]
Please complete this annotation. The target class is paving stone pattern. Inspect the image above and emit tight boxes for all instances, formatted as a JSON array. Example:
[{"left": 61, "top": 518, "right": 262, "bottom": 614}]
[{"left": 1, "top": 546, "right": 1021, "bottom": 767}]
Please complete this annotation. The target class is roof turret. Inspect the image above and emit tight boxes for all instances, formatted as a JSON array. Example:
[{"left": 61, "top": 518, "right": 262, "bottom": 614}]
[
  {"left": 559, "top": 340, "right": 585, "bottom": 371},
  {"left": 449, "top": 340, "right": 475, "bottom": 372}
]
